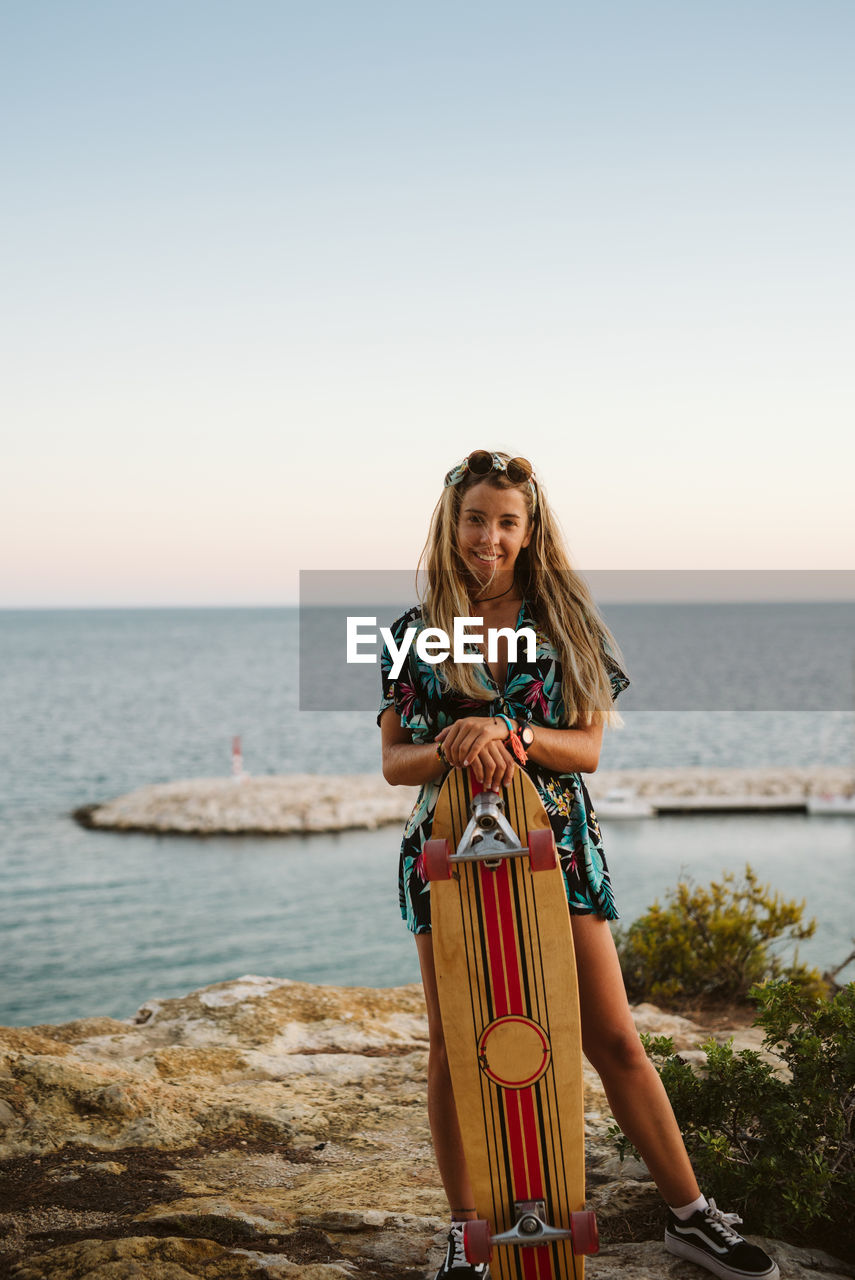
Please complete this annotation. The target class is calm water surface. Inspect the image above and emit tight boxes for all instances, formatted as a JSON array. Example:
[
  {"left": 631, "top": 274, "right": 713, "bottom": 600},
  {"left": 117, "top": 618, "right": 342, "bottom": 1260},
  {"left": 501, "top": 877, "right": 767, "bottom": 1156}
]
[{"left": 1, "top": 607, "right": 853, "bottom": 1026}]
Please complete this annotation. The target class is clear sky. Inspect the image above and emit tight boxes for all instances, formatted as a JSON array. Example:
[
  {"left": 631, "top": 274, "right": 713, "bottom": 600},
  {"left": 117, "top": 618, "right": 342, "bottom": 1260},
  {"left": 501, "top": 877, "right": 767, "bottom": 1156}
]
[{"left": 2, "top": 1, "right": 853, "bottom": 606}]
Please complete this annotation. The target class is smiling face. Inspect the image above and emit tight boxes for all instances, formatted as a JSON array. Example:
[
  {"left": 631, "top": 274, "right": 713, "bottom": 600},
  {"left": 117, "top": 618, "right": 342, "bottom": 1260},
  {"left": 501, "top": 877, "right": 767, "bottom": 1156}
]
[{"left": 456, "top": 479, "right": 532, "bottom": 588}]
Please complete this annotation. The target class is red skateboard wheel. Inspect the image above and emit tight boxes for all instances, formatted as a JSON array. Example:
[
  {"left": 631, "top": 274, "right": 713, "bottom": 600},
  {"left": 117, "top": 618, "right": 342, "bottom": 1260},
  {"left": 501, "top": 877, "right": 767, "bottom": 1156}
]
[
  {"left": 528, "top": 827, "right": 558, "bottom": 871},
  {"left": 570, "top": 1209, "right": 599, "bottom": 1255},
  {"left": 423, "top": 838, "right": 452, "bottom": 881},
  {"left": 464, "top": 1219, "right": 492, "bottom": 1265}
]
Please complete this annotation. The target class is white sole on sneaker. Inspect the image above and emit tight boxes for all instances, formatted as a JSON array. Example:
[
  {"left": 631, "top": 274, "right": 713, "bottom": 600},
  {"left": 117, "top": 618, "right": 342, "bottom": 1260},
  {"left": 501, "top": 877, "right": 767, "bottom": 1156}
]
[{"left": 665, "top": 1232, "right": 780, "bottom": 1280}]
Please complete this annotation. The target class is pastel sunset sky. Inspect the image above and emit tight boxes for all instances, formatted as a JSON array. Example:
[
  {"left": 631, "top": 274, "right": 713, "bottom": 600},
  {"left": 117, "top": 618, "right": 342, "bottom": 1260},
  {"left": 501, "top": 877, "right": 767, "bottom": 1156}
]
[{"left": 2, "top": 1, "right": 853, "bottom": 606}]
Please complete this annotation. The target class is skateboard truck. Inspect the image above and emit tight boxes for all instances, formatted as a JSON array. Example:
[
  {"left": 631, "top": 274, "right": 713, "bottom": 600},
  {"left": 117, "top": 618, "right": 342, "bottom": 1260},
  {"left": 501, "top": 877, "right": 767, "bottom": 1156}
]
[
  {"left": 455, "top": 789, "right": 525, "bottom": 866},
  {"left": 423, "top": 787, "right": 558, "bottom": 879},
  {"left": 501, "top": 1200, "right": 569, "bottom": 1246},
  {"left": 464, "top": 1202, "right": 599, "bottom": 1264}
]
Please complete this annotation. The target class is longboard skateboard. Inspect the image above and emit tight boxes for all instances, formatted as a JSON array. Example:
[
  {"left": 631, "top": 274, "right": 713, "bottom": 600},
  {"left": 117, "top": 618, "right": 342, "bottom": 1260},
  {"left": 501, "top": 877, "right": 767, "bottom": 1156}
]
[{"left": 424, "top": 767, "right": 598, "bottom": 1279}]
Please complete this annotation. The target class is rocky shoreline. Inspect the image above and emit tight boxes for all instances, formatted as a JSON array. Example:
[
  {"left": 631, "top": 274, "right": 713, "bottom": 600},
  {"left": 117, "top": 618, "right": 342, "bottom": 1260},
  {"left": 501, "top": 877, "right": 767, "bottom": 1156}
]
[
  {"left": 73, "top": 767, "right": 855, "bottom": 836},
  {"left": 1, "top": 976, "right": 853, "bottom": 1279}
]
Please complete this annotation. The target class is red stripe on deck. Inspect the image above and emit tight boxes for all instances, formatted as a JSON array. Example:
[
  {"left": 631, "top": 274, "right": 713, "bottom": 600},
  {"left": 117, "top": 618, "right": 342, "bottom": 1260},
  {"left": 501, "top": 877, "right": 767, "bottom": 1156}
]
[
  {"left": 523, "top": 1246, "right": 540, "bottom": 1280},
  {"left": 475, "top": 788, "right": 555, "bottom": 1278},
  {"left": 479, "top": 863, "right": 509, "bottom": 1018},
  {"left": 519, "top": 1087, "right": 544, "bottom": 1199},
  {"left": 505, "top": 1089, "right": 530, "bottom": 1198},
  {"left": 496, "top": 858, "right": 524, "bottom": 1014},
  {"left": 535, "top": 1245, "right": 553, "bottom": 1279}
]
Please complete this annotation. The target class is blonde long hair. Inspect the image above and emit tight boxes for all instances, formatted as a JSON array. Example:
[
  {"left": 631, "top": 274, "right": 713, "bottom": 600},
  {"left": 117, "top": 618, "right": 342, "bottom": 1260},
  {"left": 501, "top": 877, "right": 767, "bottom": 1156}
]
[{"left": 418, "top": 453, "right": 626, "bottom": 728}]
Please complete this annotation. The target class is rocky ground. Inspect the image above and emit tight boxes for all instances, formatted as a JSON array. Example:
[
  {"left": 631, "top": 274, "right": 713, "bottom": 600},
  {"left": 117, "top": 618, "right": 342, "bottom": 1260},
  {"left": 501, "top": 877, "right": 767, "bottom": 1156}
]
[
  {"left": 1, "top": 977, "right": 852, "bottom": 1280},
  {"left": 73, "top": 767, "right": 855, "bottom": 836}
]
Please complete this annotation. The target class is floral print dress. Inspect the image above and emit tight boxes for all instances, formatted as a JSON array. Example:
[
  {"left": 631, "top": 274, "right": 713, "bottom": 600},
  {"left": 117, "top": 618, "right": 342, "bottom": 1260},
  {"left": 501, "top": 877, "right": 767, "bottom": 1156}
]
[{"left": 377, "top": 601, "right": 630, "bottom": 934}]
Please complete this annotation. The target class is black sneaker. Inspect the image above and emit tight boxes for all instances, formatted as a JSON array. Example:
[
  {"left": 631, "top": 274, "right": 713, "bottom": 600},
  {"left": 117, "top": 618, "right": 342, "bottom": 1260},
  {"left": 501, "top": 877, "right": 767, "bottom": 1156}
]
[
  {"left": 434, "top": 1221, "right": 490, "bottom": 1279},
  {"left": 664, "top": 1199, "right": 779, "bottom": 1279}
]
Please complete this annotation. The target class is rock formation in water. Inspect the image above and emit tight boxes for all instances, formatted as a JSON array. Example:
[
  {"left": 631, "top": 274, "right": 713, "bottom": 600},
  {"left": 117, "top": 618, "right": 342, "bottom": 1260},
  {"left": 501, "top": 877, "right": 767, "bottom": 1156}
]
[{"left": 74, "top": 767, "right": 854, "bottom": 835}]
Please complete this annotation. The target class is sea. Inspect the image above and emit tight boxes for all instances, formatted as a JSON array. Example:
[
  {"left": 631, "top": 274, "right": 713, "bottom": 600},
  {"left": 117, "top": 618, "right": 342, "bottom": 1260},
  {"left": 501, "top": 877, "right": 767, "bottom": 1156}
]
[{"left": 1, "top": 605, "right": 853, "bottom": 1028}]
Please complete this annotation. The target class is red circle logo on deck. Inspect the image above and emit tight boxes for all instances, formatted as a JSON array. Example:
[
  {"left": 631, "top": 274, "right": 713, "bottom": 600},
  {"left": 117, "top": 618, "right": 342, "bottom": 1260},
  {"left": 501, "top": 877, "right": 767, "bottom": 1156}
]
[{"left": 477, "top": 1016, "right": 552, "bottom": 1089}]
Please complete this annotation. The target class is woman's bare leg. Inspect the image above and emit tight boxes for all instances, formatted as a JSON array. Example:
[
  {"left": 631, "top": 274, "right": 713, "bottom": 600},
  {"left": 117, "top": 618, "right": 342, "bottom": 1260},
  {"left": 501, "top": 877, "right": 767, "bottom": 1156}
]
[
  {"left": 571, "top": 913, "right": 700, "bottom": 1207},
  {"left": 415, "top": 932, "right": 477, "bottom": 1219},
  {"left": 417, "top": 914, "right": 699, "bottom": 1213}
]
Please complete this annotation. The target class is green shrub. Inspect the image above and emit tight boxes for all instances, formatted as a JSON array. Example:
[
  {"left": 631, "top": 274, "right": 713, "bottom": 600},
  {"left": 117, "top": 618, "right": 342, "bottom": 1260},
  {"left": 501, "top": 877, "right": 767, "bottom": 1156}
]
[
  {"left": 614, "top": 865, "right": 823, "bottom": 1007},
  {"left": 611, "top": 980, "right": 855, "bottom": 1252}
]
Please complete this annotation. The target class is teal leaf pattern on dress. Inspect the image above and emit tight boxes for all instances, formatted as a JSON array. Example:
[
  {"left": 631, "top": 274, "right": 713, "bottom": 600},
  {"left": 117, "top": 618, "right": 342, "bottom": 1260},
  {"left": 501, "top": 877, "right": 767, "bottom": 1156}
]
[{"left": 378, "top": 602, "right": 629, "bottom": 931}]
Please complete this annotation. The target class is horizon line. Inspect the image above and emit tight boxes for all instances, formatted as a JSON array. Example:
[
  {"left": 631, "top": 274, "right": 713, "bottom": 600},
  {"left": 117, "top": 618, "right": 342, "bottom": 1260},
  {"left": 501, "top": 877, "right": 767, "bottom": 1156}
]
[{"left": 4, "top": 597, "right": 855, "bottom": 611}]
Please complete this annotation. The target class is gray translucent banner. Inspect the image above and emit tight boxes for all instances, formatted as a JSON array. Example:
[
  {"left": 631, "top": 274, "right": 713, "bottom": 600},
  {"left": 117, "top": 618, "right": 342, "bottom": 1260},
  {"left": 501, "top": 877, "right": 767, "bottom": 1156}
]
[{"left": 299, "top": 570, "right": 855, "bottom": 713}]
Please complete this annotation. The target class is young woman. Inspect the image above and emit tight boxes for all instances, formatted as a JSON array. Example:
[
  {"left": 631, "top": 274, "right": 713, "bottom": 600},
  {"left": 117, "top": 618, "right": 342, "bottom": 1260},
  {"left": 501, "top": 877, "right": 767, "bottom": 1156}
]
[{"left": 378, "top": 450, "right": 779, "bottom": 1280}]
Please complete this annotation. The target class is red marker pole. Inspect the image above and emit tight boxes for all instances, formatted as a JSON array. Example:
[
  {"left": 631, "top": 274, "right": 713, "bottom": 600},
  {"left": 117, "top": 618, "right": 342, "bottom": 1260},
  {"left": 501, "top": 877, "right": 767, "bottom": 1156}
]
[{"left": 232, "top": 735, "right": 244, "bottom": 779}]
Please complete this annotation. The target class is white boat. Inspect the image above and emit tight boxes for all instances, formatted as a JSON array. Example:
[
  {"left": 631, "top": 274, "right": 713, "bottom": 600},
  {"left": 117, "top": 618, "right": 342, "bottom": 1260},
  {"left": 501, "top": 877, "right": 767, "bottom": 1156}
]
[
  {"left": 806, "top": 793, "right": 855, "bottom": 816},
  {"left": 594, "top": 788, "right": 655, "bottom": 819}
]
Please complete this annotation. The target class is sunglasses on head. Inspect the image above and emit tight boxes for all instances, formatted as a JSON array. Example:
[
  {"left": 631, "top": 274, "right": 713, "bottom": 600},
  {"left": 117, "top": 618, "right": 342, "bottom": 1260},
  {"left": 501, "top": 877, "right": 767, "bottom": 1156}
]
[{"left": 444, "top": 450, "right": 537, "bottom": 508}]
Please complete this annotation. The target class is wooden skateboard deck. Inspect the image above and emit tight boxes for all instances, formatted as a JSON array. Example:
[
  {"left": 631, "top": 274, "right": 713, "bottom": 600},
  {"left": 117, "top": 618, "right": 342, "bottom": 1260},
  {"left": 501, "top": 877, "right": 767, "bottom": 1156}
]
[{"left": 426, "top": 767, "right": 594, "bottom": 1280}]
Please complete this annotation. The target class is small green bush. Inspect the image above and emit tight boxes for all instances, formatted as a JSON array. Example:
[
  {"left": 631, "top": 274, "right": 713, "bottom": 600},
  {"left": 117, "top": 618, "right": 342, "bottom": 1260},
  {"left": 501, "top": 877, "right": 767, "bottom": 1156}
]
[
  {"left": 610, "top": 980, "right": 855, "bottom": 1252},
  {"left": 615, "top": 865, "right": 823, "bottom": 1007}
]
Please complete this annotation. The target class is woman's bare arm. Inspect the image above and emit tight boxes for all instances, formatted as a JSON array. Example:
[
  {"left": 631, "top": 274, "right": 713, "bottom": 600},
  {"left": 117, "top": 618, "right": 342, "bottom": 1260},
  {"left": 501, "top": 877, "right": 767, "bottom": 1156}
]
[
  {"left": 438, "top": 715, "right": 603, "bottom": 775},
  {"left": 526, "top": 720, "right": 603, "bottom": 774},
  {"left": 380, "top": 706, "right": 448, "bottom": 786},
  {"left": 382, "top": 705, "right": 602, "bottom": 789}
]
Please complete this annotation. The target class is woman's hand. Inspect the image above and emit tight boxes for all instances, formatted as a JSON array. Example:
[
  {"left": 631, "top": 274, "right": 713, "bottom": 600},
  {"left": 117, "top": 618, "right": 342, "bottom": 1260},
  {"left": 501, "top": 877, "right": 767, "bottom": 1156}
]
[
  {"left": 469, "top": 738, "right": 517, "bottom": 790},
  {"left": 436, "top": 716, "right": 515, "bottom": 790},
  {"left": 436, "top": 715, "right": 506, "bottom": 766}
]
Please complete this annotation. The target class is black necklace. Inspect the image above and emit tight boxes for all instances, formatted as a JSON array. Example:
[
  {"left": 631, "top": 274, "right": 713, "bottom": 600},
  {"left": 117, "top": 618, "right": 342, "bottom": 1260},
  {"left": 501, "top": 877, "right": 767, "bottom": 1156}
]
[{"left": 474, "top": 581, "right": 516, "bottom": 604}]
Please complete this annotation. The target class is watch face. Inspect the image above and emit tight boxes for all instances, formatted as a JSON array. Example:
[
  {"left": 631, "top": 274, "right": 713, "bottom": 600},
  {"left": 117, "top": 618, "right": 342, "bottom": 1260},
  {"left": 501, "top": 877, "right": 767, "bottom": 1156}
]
[{"left": 521, "top": 725, "right": 534, "bottom": 747}]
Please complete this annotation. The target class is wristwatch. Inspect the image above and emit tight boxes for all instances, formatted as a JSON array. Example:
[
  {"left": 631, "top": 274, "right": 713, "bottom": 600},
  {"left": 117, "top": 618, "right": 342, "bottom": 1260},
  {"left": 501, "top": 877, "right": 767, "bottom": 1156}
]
[{"left": 518, "top": 724, "right": 534, "bottom": 750}]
